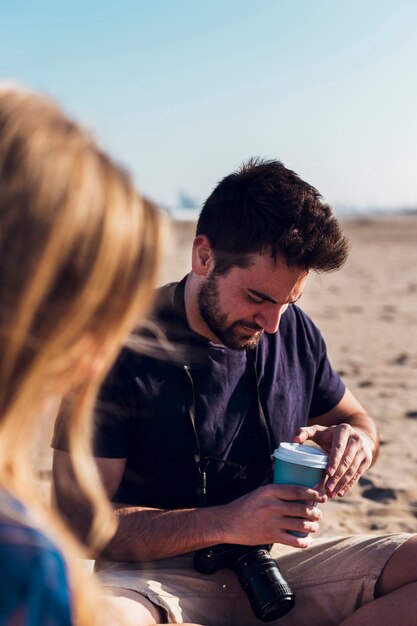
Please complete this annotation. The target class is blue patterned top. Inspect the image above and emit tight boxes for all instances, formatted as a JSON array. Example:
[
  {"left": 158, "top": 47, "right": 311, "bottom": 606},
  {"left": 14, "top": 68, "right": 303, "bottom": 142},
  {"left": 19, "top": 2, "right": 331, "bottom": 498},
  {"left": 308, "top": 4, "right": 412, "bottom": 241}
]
[{"left": 0, "top": 492, "right": 73, "bottom": 626}]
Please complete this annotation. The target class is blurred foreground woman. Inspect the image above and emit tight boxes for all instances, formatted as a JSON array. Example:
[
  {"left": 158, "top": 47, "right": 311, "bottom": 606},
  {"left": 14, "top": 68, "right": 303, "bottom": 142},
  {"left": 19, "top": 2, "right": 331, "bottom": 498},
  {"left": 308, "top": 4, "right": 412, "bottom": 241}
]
[{"left": 0, "top": 84, "right": 165, "bottom": 625}]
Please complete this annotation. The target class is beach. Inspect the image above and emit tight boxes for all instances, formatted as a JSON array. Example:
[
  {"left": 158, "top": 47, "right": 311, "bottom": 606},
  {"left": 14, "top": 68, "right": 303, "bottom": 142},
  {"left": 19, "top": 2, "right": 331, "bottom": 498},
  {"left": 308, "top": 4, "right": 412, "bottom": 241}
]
[{"left": 41, "top": 215, "right": 417, "bottom": 539}]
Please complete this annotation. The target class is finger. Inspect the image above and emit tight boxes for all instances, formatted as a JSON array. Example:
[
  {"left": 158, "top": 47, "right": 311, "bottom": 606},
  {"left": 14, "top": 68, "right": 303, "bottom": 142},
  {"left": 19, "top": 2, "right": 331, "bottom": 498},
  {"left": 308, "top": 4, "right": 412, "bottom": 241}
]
[
  {"left": 283, "top": 516, "right": 321, "bottom": 535},
  {"left": 274, "top": 531, "right": 314, "bottom": 549},
  {"left": 293, "top": 426, "right": 317, "bottom": 443},
  {"left": 273, "top": 483, "right": 326, "bottom": 504},
  {"left": 326, "top": 424, "right": 357, "bottom": 477},
  {"left": 277, "top": 500, "right": 323, "bottom": 521},
  {"left": 313, "top": 477, "right": 328, "bottom": 495},
  {"left": 335, "top": 458, "right": 370, "bottom": 497},
  {"left": 326, "top": 447, "right": 363, "bottom": 497}
]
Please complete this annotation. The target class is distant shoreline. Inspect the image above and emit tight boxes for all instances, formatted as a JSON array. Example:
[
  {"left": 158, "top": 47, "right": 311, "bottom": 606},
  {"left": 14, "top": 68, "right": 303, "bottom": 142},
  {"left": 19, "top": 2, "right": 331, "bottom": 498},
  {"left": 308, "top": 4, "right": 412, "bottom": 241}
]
[{"left": 167, "top": 207, "right": 417, "bottom": 224}]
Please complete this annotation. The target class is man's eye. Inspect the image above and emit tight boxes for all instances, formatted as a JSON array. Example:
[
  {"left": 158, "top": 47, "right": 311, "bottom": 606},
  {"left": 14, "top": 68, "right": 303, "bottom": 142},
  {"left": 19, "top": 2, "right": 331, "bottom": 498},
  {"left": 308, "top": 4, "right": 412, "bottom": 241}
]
[{"left": 247, "top": 294, "right": 263, "bottom": 304}]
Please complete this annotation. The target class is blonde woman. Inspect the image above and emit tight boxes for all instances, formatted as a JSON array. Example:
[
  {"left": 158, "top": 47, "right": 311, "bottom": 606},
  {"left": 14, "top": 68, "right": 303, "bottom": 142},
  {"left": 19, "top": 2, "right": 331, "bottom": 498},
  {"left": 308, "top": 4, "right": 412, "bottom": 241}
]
[{"left": 0, "top": 84, "right": 201, "bottom": 626}]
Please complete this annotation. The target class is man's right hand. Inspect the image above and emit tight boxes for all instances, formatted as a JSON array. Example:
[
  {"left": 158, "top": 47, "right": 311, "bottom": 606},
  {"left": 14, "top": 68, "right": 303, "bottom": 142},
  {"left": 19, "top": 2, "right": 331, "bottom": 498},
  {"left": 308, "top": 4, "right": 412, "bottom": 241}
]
[{"left": 219, "top": 483, "right": 327, "bottom": 548}]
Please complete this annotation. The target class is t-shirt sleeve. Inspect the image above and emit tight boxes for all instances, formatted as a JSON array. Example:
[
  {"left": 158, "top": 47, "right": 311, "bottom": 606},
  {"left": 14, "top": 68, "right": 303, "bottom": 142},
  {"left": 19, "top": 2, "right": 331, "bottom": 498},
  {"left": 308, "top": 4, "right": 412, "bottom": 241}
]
[
  {"left": 92, "top": 359, "right": 134, "bottom": 458},
  {"left": 52, "top": 355, "right": 133, "bottom": 459},
  {"left": 308, "top": 327, "right": 345, "bottom": 419}
]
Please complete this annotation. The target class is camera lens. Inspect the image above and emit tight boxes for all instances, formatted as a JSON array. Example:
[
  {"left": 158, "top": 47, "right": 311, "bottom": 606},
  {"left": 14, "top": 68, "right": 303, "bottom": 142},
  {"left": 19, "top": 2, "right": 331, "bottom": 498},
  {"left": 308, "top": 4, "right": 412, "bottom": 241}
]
[{"left": 234, "top": 548, "right": 295, "bottom": 622}]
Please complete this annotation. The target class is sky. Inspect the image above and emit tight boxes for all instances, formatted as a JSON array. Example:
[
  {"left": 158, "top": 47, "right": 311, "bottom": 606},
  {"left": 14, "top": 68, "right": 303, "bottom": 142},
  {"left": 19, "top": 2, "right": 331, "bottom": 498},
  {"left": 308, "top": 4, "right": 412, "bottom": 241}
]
[{"left": 1, "top": 0, "right": 416, "bottom": 214}]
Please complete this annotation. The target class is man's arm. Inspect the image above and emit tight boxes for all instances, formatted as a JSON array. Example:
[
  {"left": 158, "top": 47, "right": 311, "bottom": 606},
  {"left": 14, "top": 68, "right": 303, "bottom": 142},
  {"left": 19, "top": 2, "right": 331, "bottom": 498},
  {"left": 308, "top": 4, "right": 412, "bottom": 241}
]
[
  {"left": 293, "top": 386, "right": 379, "bottom": 498},
  {"left": 52, "top": 451, "right": 127, "bottom": 544},
  {"left": 52, "top": 450, "right": 326, "bottom": 562}
]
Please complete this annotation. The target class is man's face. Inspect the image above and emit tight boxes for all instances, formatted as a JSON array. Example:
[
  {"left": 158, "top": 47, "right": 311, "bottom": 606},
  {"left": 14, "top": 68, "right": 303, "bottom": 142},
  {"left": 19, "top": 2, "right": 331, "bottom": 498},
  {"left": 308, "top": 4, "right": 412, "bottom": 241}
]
[{"left": 197, "top": 253, "right": 309, "bottom": 350}]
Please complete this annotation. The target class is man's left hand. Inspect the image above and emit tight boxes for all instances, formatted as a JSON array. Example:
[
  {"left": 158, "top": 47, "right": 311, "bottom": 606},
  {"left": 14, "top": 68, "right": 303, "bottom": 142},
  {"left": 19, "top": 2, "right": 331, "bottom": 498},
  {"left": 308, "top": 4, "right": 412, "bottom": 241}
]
[{"left": 293, "top": 422, "right": 374, "bottom": 497}]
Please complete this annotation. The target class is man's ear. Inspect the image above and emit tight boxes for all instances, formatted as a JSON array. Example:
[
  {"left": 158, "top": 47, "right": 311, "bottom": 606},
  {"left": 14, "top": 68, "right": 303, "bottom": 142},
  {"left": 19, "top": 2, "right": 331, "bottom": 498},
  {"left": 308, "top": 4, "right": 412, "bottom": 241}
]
[{"left": 191, "top": 235, "right": 214, "bottom": 276}]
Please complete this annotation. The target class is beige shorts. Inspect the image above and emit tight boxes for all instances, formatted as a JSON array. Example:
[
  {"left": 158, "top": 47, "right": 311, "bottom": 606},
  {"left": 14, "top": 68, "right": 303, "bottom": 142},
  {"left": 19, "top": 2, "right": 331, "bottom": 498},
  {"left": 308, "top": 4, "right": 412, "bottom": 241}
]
[{"left": 95, "top": 533, "right": 411, "bottom": 625}]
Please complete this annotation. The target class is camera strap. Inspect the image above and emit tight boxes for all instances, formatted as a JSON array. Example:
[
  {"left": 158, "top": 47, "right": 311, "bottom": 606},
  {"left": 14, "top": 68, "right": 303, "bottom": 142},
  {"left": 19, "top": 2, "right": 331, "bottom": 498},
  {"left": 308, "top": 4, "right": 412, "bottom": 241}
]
[
  {"left": 183, "top": 363, "right": 208, "bottom": 506},
  {"left": 183, "top": 346, "right": 273, "bottom": 508}
]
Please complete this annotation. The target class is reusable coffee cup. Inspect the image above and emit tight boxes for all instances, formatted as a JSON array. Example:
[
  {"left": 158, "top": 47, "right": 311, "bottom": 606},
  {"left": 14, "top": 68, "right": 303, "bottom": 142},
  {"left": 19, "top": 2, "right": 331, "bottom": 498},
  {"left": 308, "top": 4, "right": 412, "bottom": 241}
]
[{"left": 273, "top": 442, "right": 328, "bottom": 538}]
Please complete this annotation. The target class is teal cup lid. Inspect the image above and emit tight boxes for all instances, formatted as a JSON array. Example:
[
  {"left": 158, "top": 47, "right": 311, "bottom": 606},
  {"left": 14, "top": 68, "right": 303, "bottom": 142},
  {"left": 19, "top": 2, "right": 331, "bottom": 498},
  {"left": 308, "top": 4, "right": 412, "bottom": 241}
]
[{"left": 273, "top": 442, "right": 328, "bottom": 469}]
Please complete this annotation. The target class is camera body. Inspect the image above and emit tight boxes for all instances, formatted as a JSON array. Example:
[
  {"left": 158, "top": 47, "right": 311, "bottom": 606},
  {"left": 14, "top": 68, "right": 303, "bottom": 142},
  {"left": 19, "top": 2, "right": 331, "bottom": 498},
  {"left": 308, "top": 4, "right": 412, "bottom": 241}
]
[{"left": 194, "top": 543, "right": 295, "bottom": 622}]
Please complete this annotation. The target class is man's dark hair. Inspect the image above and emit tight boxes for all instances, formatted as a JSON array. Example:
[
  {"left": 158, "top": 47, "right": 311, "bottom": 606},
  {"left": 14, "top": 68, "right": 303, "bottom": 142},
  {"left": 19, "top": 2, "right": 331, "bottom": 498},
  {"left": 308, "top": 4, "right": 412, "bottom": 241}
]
[{"left": 196, "top": 157, "right": 349, "bottom": 275}]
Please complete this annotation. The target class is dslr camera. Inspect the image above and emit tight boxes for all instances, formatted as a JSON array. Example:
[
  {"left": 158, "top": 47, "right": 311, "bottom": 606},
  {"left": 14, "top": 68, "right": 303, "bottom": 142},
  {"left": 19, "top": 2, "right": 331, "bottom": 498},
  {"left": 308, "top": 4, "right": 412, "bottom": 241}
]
[{"left": 194, "top": 543, "right": 295, "bottom": 622}]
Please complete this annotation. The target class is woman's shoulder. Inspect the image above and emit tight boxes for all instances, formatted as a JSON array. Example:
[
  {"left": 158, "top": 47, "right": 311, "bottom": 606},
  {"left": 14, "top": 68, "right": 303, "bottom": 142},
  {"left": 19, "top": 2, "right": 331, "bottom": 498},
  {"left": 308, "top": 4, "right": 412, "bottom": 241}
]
[
  {"left": 0, "top": 510, "right": 62, "bottom": 568},
  {"left": 0, "top": 493, "right": 73, "bottom": 625}
]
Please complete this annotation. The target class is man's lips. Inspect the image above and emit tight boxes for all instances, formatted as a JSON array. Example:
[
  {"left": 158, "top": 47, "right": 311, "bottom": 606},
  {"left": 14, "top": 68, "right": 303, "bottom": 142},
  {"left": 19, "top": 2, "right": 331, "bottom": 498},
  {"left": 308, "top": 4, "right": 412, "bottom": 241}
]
[{"left": 239, "top": 323, "right": 263, "bottom": 334}]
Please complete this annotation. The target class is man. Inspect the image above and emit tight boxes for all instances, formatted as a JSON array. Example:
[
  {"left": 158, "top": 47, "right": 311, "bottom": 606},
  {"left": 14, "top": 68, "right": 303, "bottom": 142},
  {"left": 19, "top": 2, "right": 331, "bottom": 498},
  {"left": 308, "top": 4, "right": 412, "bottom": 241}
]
[{"left": 53, "top": 159, "right": 417, "bottom": 626}]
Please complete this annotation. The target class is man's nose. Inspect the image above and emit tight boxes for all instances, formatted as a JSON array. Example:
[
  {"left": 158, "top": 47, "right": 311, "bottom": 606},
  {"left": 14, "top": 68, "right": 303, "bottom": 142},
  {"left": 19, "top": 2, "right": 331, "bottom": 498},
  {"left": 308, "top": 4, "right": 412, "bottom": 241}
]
[{"left": 254, "top": 304, "right": 287, "bottom": 334}]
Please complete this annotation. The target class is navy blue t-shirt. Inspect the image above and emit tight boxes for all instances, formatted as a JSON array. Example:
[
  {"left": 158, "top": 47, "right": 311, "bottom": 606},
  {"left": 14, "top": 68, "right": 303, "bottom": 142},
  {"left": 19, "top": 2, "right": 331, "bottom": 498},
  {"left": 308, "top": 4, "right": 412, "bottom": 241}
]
[{"left": 55, "top": 277, "right": 344, "bottom": 509}]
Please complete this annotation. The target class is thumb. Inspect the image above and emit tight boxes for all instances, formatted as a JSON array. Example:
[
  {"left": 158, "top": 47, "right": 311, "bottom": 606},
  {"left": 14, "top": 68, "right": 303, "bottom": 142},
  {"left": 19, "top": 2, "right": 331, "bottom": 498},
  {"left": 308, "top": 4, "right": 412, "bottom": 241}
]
[{"left": 293, "top": 426, "right": 318, "bottom": 443}]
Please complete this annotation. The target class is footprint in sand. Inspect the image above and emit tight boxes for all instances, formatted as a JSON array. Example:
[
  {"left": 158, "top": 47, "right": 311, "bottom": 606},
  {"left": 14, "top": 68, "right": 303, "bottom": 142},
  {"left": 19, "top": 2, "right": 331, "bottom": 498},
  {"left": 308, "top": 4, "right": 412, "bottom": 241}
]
[
  {"left": 369, "top": 522, "right": 388, "bottom": 531},
  {"left": 362, "top": 487, "right": 397, "bottom": 504},
  {"left": 390, "top": 353, "right": 410, "bottom": 365},
  {"left": 358, "top": 476, "right": 374, "bottom": 488}
]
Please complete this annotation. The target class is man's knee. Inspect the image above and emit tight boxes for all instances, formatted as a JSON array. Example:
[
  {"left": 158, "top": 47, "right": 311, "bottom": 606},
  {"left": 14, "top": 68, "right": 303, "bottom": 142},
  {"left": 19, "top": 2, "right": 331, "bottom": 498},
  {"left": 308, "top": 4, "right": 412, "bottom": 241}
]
[
  {"left": 376, "top": 535, "right": 417, "bottom": 597},
  {"left": 105, "top": 586, "right": 166, "bottom": 625}
]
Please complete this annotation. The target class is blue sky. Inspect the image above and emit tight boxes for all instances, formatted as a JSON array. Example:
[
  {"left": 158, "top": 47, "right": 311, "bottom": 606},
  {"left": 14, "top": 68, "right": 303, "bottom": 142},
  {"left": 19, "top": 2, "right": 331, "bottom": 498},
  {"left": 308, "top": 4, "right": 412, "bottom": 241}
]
[{"left": 1, "top": 1, "right": 416, "bottom": 212}]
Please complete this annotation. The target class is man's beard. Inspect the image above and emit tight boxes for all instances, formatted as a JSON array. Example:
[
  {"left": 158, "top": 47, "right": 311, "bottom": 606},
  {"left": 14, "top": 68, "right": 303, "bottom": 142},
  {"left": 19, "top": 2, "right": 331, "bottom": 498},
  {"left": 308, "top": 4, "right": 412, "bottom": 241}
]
[{"left": 197, "top": 274, "right": 264, "bottom": 350}]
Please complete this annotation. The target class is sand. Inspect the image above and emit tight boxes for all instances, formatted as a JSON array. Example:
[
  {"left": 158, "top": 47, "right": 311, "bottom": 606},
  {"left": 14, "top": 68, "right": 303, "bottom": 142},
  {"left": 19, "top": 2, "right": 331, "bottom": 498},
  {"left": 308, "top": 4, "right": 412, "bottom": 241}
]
[
  {"left": 160, "top": 215, "right": 417, "bottom": 537},
  {"left": 40, "top": 215, "right": 417, "bottom": 539}
]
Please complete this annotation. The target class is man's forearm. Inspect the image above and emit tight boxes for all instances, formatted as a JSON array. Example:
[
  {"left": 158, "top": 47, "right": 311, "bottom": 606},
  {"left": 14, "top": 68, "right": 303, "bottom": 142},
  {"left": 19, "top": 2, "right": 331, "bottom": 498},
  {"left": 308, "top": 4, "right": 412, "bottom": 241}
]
[
  {"left": 103, "top": 504, "right": 230, "bottom": 561},
  {"left": 102, "top": 481, "right": 327, "bottom": 561}
]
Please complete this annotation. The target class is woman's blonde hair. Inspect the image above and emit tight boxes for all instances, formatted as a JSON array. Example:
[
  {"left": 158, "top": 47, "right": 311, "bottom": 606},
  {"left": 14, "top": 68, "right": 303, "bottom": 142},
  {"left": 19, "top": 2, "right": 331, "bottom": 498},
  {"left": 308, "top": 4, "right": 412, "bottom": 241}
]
[{"left": 0, "top": 84, "right": 161, "bottom": 624}]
